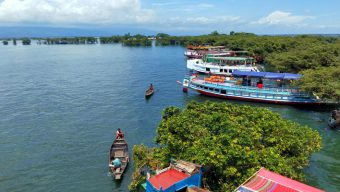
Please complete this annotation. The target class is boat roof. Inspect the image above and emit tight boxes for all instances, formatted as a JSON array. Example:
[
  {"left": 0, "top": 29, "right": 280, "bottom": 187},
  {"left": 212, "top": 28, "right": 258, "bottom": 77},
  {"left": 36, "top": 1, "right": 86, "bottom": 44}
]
[
  {"left": 232, "top": 70, "right": 301, "bottom": 79},
  {"left": 206, "top": 57, "right": 253, "bottom": 61},
  {"left": 148, "top": 168, "right": 189, "bottom": 190},
  {"left": 235, "top": 168, "right": 325, "bottom": 192}
]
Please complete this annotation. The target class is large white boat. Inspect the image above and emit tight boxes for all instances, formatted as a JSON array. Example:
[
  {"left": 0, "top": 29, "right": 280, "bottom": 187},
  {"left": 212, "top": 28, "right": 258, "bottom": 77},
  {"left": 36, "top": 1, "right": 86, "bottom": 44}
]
[
  {"left": 187, "top": 56, "right": 260, "bottom": 76},
  {"left": 182, "top": 71, "right": 327, "bottom": 106}
]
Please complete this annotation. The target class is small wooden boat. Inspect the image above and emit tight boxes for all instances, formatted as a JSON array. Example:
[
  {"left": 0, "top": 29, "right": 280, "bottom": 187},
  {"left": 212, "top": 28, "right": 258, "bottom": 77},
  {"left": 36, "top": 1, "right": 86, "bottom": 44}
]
[
  {"left": 328, "top": 109, "right": 340, "bottom": 129},
  {"left": 109, "top": 137, "right": 129, "bottom": 179},
  {"left": 145, "top": 85, "right": 154, "bottom": 98}
]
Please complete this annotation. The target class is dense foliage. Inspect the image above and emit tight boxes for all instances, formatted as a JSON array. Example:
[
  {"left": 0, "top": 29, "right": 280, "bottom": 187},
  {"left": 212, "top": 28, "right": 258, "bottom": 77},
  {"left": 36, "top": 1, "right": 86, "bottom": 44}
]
[
  {"left": 43, "top": 37, "right": 97, "bottom": 44},
  {"left": 100, "top": 33, "right": 152, "bottom": 46},
  {"left": 130, "top": 101, "right": 322, "bottom": 191},
  {"left": 297, "top": 66, "right": 340, "bottom": 102}
]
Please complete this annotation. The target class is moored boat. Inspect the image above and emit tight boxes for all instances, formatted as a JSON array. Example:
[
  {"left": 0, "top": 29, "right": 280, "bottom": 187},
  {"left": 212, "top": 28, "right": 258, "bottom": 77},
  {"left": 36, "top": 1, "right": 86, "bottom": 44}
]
[
  {"left": 109, "top": 131, "right": 129, "bottom": 180},
  {"left": 183, "top": 71, "right": 329, "bottom": 106},
  {"left": 328, "top": 109, "right": 340, "bottom": 129},
  {"left": 145, "top": 84, "right": 154, "bottom": 98},
  {"left": 187, "top": 54, "right": 260, "bottom": 76}
]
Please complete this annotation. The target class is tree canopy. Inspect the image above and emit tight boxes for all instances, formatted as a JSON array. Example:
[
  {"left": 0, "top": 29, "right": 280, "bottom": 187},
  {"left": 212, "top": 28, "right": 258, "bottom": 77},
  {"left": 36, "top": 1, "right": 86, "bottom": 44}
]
[{"left": 130, "top": 101, "right": 322, "bottom": 191}]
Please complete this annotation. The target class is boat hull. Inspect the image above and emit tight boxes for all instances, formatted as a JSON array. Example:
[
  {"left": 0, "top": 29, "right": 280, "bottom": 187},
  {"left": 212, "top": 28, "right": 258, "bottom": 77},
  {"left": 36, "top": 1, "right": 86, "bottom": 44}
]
[
  {"left": 196, "top": 90, "right": 325, "bottom": 106},
  {"left": 145, "top": 88, "right": 154, "bottom": 98},
  {"left": 109, "top": 138, "right": 129, "bottom": 180},
  {"left": 194, "top": 89, "right": 324, "bottom": 106}
]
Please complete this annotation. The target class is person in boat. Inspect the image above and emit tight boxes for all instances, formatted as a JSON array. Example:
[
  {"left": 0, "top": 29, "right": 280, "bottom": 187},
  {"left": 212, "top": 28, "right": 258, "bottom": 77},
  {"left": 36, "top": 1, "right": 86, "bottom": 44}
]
[
  {"left": 150, "top": 83, "right": 153, "bottom": 90},
  {"left": 110, "top": 158, "right": 121, "bottom": 169},
  {"left": 116, "top": 128, "right": 124, "bottom": 139}
]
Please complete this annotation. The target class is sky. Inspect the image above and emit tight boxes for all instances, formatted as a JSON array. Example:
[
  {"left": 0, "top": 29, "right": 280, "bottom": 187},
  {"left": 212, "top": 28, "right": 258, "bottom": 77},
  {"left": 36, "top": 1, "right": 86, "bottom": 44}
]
[{"left": 0, "top": 0, "right": 339, "bottom": 35}]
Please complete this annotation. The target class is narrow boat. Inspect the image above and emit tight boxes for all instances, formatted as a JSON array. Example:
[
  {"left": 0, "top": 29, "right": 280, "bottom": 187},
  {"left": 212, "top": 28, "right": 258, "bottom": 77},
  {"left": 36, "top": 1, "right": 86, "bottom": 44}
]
[
  {"left": 109, "top": 133, "right": 129, "bottom": 180},
  {"left": 182, "top": 71, "right": 330, "bottom": 106},
  {"left": 145, "top": 84, "right": 154, "bottom": 98}
]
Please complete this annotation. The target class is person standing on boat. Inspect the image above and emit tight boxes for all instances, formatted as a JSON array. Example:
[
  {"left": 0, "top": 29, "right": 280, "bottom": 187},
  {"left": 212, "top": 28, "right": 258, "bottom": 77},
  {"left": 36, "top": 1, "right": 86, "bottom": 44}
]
[
  {"left": 150, "top": 83, "right": 153, "bottom": 90},
  {"left": 116, "top": 128, "right": 124, "bottom": 139}
]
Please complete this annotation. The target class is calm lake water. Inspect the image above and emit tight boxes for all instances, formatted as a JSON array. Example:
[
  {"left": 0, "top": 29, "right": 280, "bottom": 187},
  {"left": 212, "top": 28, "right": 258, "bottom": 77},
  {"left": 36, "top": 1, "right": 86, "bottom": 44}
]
[{"left": 0, "top": 44, "right": 339, "bottom": 192}]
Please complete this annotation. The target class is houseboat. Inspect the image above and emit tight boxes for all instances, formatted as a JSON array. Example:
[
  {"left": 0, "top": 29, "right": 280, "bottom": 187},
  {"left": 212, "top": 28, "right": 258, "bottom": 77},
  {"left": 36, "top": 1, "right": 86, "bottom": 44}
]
[
  {"left": 187, "top": 55, "right": 260, "bottom": 76},
  {"left": 182, "top": 71, "right": 325, "bottom": 106}
]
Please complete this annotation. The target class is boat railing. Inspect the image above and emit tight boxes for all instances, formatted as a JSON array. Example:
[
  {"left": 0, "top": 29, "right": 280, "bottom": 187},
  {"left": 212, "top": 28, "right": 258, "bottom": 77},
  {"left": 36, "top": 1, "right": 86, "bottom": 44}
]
[{"left": 191, "top": 79, "right": 312, "bottom": 97}]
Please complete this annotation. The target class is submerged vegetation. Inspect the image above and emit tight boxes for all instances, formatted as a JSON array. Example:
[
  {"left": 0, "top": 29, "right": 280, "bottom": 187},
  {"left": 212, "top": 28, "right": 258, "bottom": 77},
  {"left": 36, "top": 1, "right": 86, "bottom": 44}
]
[{"left": 130, "top": 101, "right": 322, "bottom": 191}]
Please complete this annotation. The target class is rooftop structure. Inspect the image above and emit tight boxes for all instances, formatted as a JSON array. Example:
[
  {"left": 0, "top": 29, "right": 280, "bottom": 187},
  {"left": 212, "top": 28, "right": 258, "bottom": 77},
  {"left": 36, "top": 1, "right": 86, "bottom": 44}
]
[
  {"left": 146, "top": 159, "right": 202, "bottom": 192},
  {"left": 235, "top": 168, "right": 325, "bottom": 192}
]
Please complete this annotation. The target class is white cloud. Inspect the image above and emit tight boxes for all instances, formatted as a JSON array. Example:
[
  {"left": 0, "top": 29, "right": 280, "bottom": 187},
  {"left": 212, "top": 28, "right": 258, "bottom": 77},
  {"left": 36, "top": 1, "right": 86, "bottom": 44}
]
[
  {"left": 197, "top": 4, "right": 215, "bottom": 8},
  {"left": 252, "top": 11, "right": 313, "bottom": 26},
  {"left": 167, "top": 16, "right": 240, "bottom": 25},
  {"left": 0, "top": 0, "right": 154, "bottom": 25}
]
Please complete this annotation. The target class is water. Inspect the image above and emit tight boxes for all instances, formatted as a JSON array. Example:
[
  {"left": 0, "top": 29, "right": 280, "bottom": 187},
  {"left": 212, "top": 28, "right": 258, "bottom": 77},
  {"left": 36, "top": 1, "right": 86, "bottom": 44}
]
[{"left": 0, "top": 44, "right": 339, "bottom": 192}]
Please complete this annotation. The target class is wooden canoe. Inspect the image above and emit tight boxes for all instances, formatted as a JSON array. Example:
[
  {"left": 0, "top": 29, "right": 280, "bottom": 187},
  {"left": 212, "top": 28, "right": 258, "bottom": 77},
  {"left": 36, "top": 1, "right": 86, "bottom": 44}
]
[
  {"left": 109, "top": 137, "right": 129, "bottom": 179},
  {"left": 145, "top": 87, "right": 154, "bottom": 98}
]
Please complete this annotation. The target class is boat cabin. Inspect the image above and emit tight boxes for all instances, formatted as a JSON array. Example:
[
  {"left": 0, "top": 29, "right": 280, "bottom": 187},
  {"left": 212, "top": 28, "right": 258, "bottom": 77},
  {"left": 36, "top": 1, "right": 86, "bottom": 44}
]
[
  {"left": 204, "top": 56, "right": 255, "bottom": 66},
  {"left": 232, "top": 70, "right": 302, "bottom": 90}
]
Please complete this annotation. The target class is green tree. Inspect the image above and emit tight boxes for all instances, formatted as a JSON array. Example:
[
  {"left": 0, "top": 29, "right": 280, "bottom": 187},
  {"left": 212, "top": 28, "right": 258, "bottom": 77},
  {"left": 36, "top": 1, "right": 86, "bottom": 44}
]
[
  {"left": 22, "top": 38, "right": 31, "bottom": 45},
  {"left": 297, "top": 66, "right": 340, "bottom": 102},
  {"left": 130, "top": 101, "right": 322, "bottom": 191},
  {"left": 210, "top": 30, "right": 219, "bottom": 36},
  {"left": 2, "top": 40, "right": 8, "bottom": 45},
  {"left": 156, "top": 33, "right": 170, "bottom": 39}
]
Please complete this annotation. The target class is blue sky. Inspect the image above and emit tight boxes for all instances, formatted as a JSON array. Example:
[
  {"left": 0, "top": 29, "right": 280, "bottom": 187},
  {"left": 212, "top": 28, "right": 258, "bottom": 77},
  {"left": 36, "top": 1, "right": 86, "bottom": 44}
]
[{"left": 0, "top": 0, "right": 339, "bottom": 35}]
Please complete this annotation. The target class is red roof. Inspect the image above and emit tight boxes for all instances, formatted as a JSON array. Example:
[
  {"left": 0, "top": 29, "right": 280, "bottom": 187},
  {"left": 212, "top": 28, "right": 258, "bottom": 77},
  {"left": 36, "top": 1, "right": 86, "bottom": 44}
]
[
  {"left": 240, "top": 168, "right": 325, "bottom": 192},
  {"left": 149, "top": 169, "right": 189, "bottom": 190}
]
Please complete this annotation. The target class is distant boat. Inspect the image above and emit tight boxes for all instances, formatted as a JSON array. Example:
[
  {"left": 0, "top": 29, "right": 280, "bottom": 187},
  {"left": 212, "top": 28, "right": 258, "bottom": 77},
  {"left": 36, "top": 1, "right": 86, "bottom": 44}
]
[
  {"left": 109, "top": 134, "right": 129, "bottom": 180},
  {"left": 145, "top": 85, "right": 154, "bottom": 98}
]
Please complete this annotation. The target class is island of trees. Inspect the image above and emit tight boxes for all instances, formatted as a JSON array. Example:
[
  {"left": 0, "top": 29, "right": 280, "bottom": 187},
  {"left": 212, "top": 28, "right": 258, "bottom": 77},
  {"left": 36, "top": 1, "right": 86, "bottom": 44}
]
[{"left": 129, "top": 101, "right": 322, "bottom": 191}]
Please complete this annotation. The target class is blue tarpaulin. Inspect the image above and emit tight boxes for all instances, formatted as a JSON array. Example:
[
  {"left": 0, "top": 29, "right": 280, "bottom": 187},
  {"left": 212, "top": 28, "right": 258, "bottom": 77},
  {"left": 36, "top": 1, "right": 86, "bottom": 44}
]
[{"left": 232, "top": 70, "right": 301, "bottom": 80}]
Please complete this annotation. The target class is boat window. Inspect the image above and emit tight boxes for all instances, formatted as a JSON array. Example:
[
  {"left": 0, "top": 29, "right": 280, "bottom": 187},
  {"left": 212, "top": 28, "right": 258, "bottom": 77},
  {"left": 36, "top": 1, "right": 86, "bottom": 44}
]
[
  {"left": 221, "top": 90, "right": 226, "bottom": 94},
  {"left": 206, "top": 68, "right": 210, "bottom": 71},
  {"left": 220, "top": 69, "right": 223, "bottom": 72},
  {"left": 204, "top": 86, "right": 208, "bottom": 90},
  {"left": 209, "top": 88, "right": 214, "bottom": 91},
  {"left": 229, "top": 69, "right": 233, "bottom": 73},
  {"left": 199, "top": 85, "right": 203, "bottom": 88},
  {"left": 214, "top": 88, "right": 220, "bottom": 92}
]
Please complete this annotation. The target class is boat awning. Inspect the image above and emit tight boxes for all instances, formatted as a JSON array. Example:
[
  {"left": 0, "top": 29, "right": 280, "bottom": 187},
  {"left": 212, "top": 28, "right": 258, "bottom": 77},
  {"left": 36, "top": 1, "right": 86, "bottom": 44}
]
[
  {"left": 235, "top": 168, "right": 325, "bottom": 192},
  {"left": 232, "top": 70, "right": 301, "bottom": 80}
]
